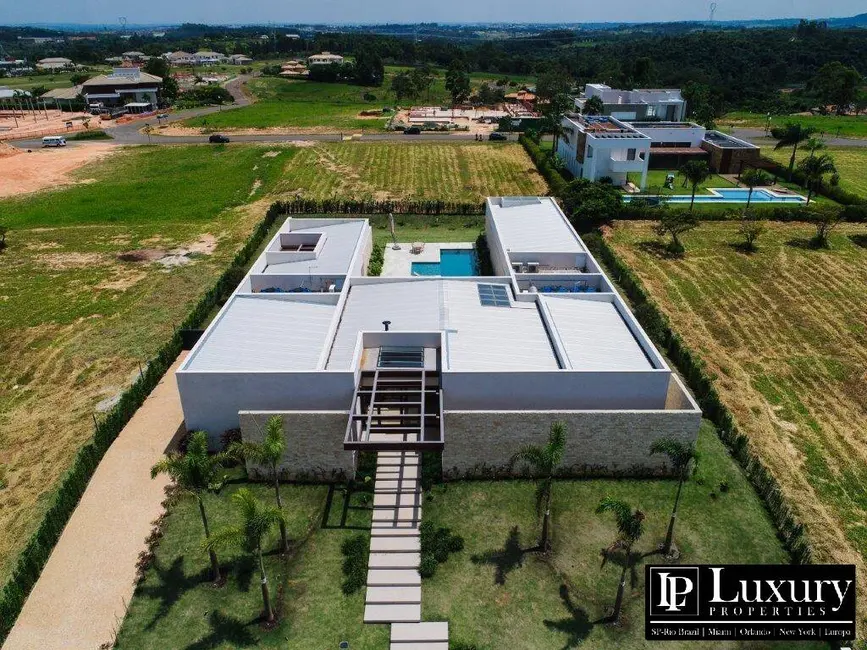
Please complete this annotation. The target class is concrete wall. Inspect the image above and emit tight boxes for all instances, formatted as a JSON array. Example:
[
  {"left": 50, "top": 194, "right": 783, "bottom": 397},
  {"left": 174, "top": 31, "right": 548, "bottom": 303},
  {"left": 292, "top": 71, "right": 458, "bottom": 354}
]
[
  {"left": 240, "top": 411, "right": 353, "bottom": 481},
  {"left": 177, "top": 371, "right": 355, "bottom": 444},
  {"left": 441, "top": 407, "right": 701, "bottom": 479}
]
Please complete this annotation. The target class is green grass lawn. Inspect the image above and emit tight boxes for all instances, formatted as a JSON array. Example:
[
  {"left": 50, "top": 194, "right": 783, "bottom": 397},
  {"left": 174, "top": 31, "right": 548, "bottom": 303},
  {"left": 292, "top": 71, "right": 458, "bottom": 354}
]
[
  {"left": 721, "top": 111, "right": 867, "bottom": 139},
  {"left": 630, "top": 170, "right": 737, "bottom": 196},
  {"left": 761, "top": 145, "right": 867, "bottom": 198},
  {"left": 422, "top": 422, "right": 816, "bottom": 649},
  {"left": 0, "top": 68, "right": 112, "bottom": 92},
  {"left": 0, "top": 144, "right": 292, "bottom": 582},
  {"left": 117, "top": 423, "right": 819, "bottom": 649}
]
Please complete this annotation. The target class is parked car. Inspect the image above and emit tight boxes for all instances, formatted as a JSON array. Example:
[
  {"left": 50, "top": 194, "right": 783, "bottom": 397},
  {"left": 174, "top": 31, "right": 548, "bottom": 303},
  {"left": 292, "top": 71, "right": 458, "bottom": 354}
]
[
  {"left": 489, "top": 132, "right": 508, "bottom": 141},
  {"left": 208, "top": 134, "right": 230, "bottom": 143},
  {"left": 404, "top": 127, "right": 421, "bottom": 135}
]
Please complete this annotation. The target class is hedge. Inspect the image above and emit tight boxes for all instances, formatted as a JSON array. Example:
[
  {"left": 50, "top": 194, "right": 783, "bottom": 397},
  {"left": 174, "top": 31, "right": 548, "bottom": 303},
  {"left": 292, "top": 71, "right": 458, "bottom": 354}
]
[
  {"left": 0, "top": 200, "right": 288, "bottom": 643},
  {"left": 583, "top": 233, "right": 813, "bottom": 565},
  {"left": 273, "top": 198, "right": 484, "bottom": 215},
  {"left": 519, "top": 134, "right": 569, "bottom": 197}
]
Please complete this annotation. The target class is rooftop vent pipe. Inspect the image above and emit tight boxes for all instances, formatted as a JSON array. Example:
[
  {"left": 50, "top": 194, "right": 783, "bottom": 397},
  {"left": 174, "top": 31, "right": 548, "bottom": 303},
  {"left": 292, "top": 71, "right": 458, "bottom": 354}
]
[{"left": 382, "top": 320, "right": 391, "bottom": 332}]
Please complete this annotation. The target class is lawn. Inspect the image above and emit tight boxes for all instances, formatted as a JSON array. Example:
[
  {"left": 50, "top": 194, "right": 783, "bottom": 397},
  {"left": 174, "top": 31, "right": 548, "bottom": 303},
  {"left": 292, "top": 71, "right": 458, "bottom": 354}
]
[
  {"left": 629, "top": 169, "right": 737, "bottom": 196},
  {"left": 608, "top": 219, "right": 867, "bottom": 631},
  {"left": 114, "top": 469, "right": 390, "bottom": 649},
  {"left": 0, "top": 144, "right": 291, "bottom": 583},
  {"left": 721, "top": 111, "right": 867, "bottom": 139},
  {"left": 118, "top": 424, "right": 818, "bottom": 649},
  {"left": 181, "top": 66, "right": 537, "bottom": 133},
  {"left": 273, "top": 142, "right": 548, "bottom": 201},
  {"left": 0, "top": 68, "right": 113, "bottom": 92},
  {"left": 761, "top": 145, "right": 867, "bottom": 198}
]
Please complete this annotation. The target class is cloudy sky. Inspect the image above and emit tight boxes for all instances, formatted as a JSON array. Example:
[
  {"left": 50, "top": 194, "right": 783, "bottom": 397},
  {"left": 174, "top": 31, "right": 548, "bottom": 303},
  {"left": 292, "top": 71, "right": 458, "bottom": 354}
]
[{"left": 5, "top": 0, "right": 864, "bottom": 25}]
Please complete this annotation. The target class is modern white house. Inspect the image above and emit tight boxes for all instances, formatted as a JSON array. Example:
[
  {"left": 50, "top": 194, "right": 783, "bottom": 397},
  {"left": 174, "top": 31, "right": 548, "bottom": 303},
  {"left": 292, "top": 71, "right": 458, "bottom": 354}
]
[
  {"left": 576, "top": 83, "right": 687, "bottom": 122},
  {"left": 177, "top": 198, "right": 700, "bottom": 482},
  {"left": 36, "top": 57, "right": 73, "bottom": 71},
  {"left": 81, "top": 68, "right": 162, "bottom": 109},
  {"left": 557, "top": 114, "right": 651, "bottom": 188},
  {"left": 228, "top": 54, "right": 254, "bottom": 65},
  {"left": 308, "top": 52, "right": 345, "bottom": 65},
  {"left": 193, "top": 51, "right": 227, "bottom": 65}
]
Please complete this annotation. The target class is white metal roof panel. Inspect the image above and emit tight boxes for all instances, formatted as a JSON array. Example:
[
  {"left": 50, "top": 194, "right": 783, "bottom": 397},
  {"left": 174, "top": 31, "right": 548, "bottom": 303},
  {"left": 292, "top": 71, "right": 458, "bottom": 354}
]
[
  {"left": 542, "top": 296, "right": 653, "bottom": 371},
  {"left": 489, "top": 197, "right": 584, "bottom": 253},
  {"left": 327, "top": 280, "right": 558, "bottom": 371},
  {"left": 263, "top": 221, "right": 365, "bottom": 275},
  {"left": 186, "top": 295, "right": 336, "bottom": 371}
]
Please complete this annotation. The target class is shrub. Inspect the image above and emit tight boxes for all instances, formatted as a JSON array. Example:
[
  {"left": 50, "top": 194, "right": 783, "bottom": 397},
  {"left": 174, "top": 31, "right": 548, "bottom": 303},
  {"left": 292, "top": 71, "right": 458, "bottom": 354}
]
[
  {"left": 419, "top": 553, "right": 438, "bottom": 578},
  {"left": 340, "top": 533, "right": 370, "bottom": 595},
  {"left": 368, "top": 243, "right": 384, "bottom": 276},
  {"left": 519, "top": 134, "right": 569, "bottom": 197},
  {"left": 419, "top": 521, "right": 464, "bottom": 578}
]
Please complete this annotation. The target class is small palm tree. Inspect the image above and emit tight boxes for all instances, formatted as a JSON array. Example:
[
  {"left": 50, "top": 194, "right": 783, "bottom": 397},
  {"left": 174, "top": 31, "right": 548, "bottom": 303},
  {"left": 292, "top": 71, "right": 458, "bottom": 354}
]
[
  {"left": 229, "top": 416, "right": 290, "bottom": 553},
  {"left": 151, "top": 430, "right": 230, "bottom": 582},
  {"left": 803, "top": 137, "right": 826, "bottom": 159},
  {"left": 797, "top": 154, "right": 837, "bottom": 204},
  {"left": 739, "top": 168, "right": 771, "bottom": 213},
  {"left": 649, "top": 438, "right": 697, "bottom": 557},
  {"left": 772, "top": 122, "right": 817, "bottom": 179},
  {"left": 677, "top": 161, "right": 711, "bottom": 214},
  {"left": 596, "top": 498, "right": 645, "bottom": 624},
  {"left": 206, "top": 489, "right": 286, "bottom": 623},
  {"left": 510, "top": 421, "right": 567, "bottom": 553}
]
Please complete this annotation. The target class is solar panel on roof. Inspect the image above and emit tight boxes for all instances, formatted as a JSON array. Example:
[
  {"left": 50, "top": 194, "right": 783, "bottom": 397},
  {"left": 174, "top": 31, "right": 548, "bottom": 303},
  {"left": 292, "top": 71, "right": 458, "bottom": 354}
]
[{"left": 477, "top": 283, "right": 510, "bottom": 307}]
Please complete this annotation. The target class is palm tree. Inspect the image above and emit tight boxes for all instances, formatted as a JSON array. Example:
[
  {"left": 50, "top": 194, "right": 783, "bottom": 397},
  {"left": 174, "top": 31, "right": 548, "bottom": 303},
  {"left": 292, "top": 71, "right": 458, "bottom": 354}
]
[
  {"left": 510, "top": 421, "right": 567, "bottom": 553},
  {"left": 649, "top": 438, "right": 697, "bottom": 557},
  {"left": 151, "top": 430, "right": 230, "bottom": 583},
  {"left": 677, "top": 160, "right": 711, "bottom": 215},
  {"left": 803, "top": 137, "right": 826, "bottom": 159},
  {"left": 206, "top": 489, "right": 286, "bottom": 623},
  {"left": 229, "top": 416, "right": 290, "bottom": 553},
  {"left": 798, "top": 154, "right": 836, "bottom": 205},
  {"left": 596, "top": 497, "right": 645, "bottom": 624},
  {"left": 772, "top": 122, "right": 817, "bottom": 179},
  {"left": 739, "top": 168, "right": 771, "bottom": 214}
]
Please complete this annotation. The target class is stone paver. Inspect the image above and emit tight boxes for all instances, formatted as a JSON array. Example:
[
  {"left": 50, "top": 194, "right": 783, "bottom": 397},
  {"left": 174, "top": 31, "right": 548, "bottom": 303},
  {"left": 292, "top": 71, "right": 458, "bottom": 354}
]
[
  {"left": 2, "top": 354, "right": 188, "bottom": 650},
  {"left": 391, "top": 621, "right": 449, "bottom": 643}
]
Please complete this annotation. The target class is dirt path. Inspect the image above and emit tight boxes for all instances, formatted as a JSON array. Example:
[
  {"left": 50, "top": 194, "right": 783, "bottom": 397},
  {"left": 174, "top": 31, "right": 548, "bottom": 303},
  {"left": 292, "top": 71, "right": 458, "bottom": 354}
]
[
  {"left": 0, "top": 143, "right": 118, "bottom": 198},
  {"left": 2, "top": 354, "right": 188, "bottom": 650}
]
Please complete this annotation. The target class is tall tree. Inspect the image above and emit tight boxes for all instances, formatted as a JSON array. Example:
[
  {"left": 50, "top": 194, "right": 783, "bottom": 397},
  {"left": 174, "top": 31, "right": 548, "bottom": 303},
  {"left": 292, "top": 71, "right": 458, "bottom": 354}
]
[
  {"left": 536, "top": 69, "right": 573, "bottom": 154},
  {"left": 649, "top": 438, "right": 697, "bottom": 557},
  {"left": 151, "top": 431, "right": 230, "bottom": 583},
  {"left": 582, "top": 95, "right": 604, "bottom": 116},
  {"left": 739, "top": 168, "right": 771, "bottom": 213},
  {"left": 445, "top": 60, "right": 471, "bottom": 106},
  {"left": 410, "top": 64, "right": 436, "bottom": 101},
  {"left": 810, "top": 62, "right": 862, "bottom": 115},
  {"left": 353, "top": 46, "right": 384, "bottom": 87},
  {"left": 772, "top": 122, "right": 817, "bottom": 179},
  {"left": 803, "top": 137, "right": 826, "bottom": 159},
  {"left": 596, "top": 498, "right": 645, "bottom": 624},
  {"left": 229, "top": 416, "right": 290, "bottom": 553},
  {"left": 655, "top": 210, "right": 699, "bottom": 254},
  {"left": 510, "top": 421, "right": 567, "bottom": 553},
  {"left": 797, "top": 153, "right": 836, "bottom": 204},
  {"left": 206, "top": 489, "right": 286, "bottom": 623},
  {"left": 390, "top": 70, "right": 416, "bottom": 102},
  {"left": 678, "top": 160, "right": 711, "bottom": 215}
]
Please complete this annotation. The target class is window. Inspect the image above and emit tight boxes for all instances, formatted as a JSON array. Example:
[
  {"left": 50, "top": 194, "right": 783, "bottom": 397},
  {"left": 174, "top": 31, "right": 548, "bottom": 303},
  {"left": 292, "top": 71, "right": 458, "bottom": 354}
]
[
  {"left": 378, "top": 346, "right": 425, "bottom": 368},
  {"left": 587, "top": 145, "right": 594, "bottom": 159},
  {"left": 627, "top": 148, "right": 636, "bottom": 161},
  {"left": 477, "top": 283, "right": 511, "bottom": 307}
]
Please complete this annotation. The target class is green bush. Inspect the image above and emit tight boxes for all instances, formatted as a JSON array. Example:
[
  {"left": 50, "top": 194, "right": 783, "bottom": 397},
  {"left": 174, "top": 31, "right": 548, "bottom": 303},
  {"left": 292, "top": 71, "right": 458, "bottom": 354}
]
[
  {"left": 368, "top": 243, "right": 384, "bottom": 276},
  {"left": 519, "top": 134, "right": 569, "bottom": 197},
  {"left": 67, "top": 129, "right": 112, "bottom": 141},
  {"left": 419, "top": 553, "right": 438, "bottom": 578},
  {"left": 474, "top": 233, "right": 494, "bottom": 276},
  {"left": 340, "top": 533, "right": 370, "bottom": 595},
  {"left": 418, "top": 521, "right": 464, "bottom": 578}
]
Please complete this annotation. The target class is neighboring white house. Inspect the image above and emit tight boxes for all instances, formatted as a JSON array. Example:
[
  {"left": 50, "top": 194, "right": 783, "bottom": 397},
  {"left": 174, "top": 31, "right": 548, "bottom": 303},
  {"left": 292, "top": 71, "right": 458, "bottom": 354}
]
[
  {"left": 307, "top": 52, "right": 344, "bottom": 66},
  {"left": 576, "top": 83, "right": 687, "bottom": 122},
  {"left": 36, "top": 57, "right": 73, "bottom": 71},
  {"left": 177, "top": 198, "right": 700, "bottom": 481},
  {"left": 164, "top": 51, "right": 197, "bottom": 66},
  {"left": 193, "top": 51, "right": 226, "bottom": 65},
  {"left": 228, "top": 54, "right": 254, "bottom": 65},
  {"left": 557, "top": 114, "right": 651, "bottom": 188}
]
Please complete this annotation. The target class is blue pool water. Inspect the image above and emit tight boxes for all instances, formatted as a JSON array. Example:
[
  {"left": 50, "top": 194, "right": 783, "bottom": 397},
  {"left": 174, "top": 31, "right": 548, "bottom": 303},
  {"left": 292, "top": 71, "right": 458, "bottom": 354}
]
[
  {"left": 624, "top": 188, "right": 807, "bottom": 204},
  {"left": 412, "top": 249, "right": 478, "bottom": 276}
]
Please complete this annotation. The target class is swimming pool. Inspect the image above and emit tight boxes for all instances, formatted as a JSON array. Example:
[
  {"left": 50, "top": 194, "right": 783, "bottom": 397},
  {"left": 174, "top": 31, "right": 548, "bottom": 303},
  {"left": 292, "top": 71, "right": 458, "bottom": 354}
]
[
  {"left": 412, "top": 249, "right": 478, "bottom": 276},
  {"left": 624, "top": 188, "right": 807, "bottom": 204}
]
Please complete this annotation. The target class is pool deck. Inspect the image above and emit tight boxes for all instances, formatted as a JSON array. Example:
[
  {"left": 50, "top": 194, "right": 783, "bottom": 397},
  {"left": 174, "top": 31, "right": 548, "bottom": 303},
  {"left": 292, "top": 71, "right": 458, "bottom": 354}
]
[{"left": 382, "top": 241, "right": 474, "bottom": 277}]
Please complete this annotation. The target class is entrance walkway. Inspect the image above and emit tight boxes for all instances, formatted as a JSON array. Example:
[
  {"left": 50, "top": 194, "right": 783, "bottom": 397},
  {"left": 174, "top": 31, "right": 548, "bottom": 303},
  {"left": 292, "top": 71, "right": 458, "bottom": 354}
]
[
  {"left": 364, "top": 450, "right": 448, "bottom": 648},
  {"left": 2, "top": 354, "right": 188, "bottom": 650}
]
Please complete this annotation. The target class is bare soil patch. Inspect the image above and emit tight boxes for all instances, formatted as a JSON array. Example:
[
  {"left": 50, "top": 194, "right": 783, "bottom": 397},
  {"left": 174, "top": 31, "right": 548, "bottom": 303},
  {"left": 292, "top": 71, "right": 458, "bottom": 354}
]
[
  {"left": 0, "top": 144, "right": 118, "bottom": 198},
  {"left": 35, "top": 252, "right": 105, "bottom": 270}
]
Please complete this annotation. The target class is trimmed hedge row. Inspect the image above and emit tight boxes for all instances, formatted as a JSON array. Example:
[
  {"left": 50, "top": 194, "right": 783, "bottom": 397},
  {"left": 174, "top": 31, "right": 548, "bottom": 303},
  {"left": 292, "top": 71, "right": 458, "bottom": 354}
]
[
  {"left": 757, "top": 157, "right": 866, "bottom": 207},
  {"left": 618, "top": 200, "right": 865, "bottom": 223},
  {"left": 0, "top": 201, "right": 288, "bottom": 643},
  {"left": 273, "top": 198, "right": 484, "bottom": 215},
  {"left": 584, "top": 233, "right": 813, "bottom": 565},
  {"left": 519, "top": 134, "right": 569, "bottom": 197}
]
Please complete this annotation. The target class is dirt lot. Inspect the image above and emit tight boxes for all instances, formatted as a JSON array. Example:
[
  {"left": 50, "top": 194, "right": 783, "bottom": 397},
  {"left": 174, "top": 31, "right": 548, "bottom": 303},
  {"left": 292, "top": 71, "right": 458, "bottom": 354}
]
[
  {"left": 0, "top": 144, "right": 118, "bottom": 197},
  {"left": 0, "top": 109, "right": 92, "bottom": 140}
]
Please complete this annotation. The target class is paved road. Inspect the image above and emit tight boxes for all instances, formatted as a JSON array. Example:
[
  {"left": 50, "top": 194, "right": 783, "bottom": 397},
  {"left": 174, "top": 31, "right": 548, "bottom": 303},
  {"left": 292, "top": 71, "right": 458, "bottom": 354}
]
[{"left": 732, "top": 127, "right": 867, "bottom": 147}]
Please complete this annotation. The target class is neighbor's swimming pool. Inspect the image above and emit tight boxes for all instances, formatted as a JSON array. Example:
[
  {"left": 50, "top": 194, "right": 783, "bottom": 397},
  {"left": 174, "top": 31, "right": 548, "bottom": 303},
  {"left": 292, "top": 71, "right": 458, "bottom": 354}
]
[
  {"left": 624, "top": 188, "right": 807, "bottom": 204},
  {"left": 411, "top": 249, "right": 478, "bottom": 276}
]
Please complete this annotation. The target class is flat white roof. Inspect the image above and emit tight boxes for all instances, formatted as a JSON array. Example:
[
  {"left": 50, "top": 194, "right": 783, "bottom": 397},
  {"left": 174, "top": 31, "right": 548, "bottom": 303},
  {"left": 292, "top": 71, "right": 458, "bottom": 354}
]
[
  {"left": 185, "top": 295, "right": 336, "bottom": 371},
  {"left": 327, "top": 279, "right": 559, "bottom": 371},
  {"left": 542, "top": 296, "right": 653, "bottom": 371},
  {"left": 263, "top": 220, "right": 366, "bottom": 275},
  {"left": 488, "top": 197, "right": 584, "bottom": 254}
]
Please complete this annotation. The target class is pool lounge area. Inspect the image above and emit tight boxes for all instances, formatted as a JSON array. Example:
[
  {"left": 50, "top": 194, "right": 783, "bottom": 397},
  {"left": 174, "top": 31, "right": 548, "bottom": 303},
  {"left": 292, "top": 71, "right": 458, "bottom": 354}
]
[
  {"left": 625, "top": 188, "right": 808, "bottom": 204},
  {"left": 411, "top": 248, "right": 478, "bottom": 276}
]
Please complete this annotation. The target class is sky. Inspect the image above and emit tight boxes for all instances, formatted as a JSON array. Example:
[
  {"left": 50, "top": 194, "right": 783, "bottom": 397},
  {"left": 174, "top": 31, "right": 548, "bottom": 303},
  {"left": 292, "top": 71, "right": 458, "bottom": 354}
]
[{"left": 4, "top": 0, "right": 865, "bottom": 26}]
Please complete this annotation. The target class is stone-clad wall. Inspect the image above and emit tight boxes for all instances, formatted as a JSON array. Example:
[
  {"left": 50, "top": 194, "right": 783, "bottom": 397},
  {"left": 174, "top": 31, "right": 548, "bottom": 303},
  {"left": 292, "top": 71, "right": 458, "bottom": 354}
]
[
  {"left": 239, "top": 411, "right": 353, "bottom": 482},
  {"left": 441, "top": 409, "right": 701, "bottom": 480}
]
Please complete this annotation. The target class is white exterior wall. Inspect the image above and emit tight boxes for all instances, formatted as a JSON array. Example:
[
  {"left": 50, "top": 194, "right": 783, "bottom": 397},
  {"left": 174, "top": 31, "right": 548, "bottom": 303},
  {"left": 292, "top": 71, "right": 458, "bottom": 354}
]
[{"left": 632, "top": 124, "right": 706, "bottom": 147}]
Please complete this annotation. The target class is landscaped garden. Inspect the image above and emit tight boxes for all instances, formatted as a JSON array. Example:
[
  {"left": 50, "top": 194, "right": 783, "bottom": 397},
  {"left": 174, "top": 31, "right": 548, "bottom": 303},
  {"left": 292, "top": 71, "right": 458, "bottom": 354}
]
[
  {"left": 114, "top": 418, "right": 816, "bottom": 649},
  {"left": 628, "top": 169, "right": 737, "bottom": 196},
  {"left": 607, "top": 219, "right": 867, "bottom": 631},
  {"left": 762, "top": 144, "right": 867, "bottom": 198}
]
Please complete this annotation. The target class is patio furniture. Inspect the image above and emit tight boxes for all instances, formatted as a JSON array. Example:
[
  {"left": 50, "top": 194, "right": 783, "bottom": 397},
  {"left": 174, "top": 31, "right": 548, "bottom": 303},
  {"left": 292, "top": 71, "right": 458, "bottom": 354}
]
[{"left": 411, "top": 242, "right": 425, "bottom": 254}]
